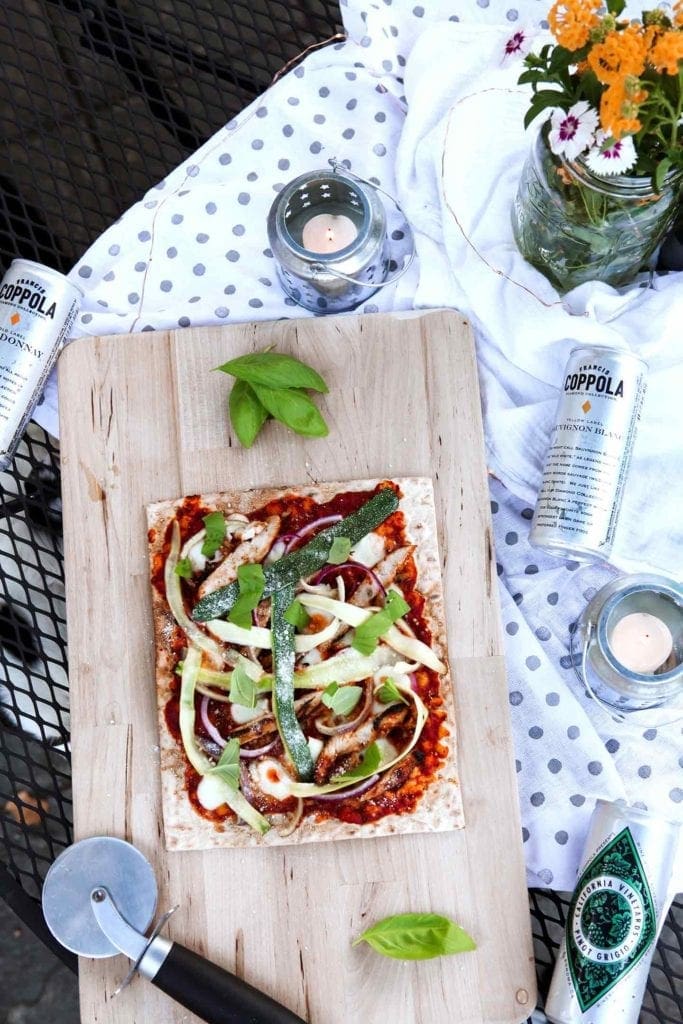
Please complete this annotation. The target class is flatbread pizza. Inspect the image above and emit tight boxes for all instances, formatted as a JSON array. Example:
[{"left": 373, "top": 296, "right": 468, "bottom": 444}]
[{"left": 146, "top": 477, "right": 463, "bottom": 850}]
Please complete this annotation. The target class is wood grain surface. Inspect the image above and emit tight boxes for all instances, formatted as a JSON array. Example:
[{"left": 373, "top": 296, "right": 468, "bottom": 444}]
[{"left": 59, "top": 310, "right": 536, "bottom": 1024}]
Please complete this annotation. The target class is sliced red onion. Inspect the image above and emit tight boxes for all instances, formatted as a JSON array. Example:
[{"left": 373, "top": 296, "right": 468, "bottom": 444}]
[
  {"left": 409, "top": 673, "right": 418, "bottom": 692},
  {"left": 284, "top": 514, "right": 342, "bottom": 553},
  {"left": 314, "top": 681, "right": 372, "bottom": 736},
  {"left": 239, "top": 739, "right": 278, "bottom": 759},
  {"left": 313, "top": 774, "right": 380, "bottom": 801},
  {"left": 199, "top": 695, "right": 227, "bottom": 749},
  {"left": 312, "top": 560, "right": 386, "bottom": 596}
]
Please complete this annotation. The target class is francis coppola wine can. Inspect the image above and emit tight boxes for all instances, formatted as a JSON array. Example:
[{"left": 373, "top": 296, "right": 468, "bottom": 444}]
[
  {"left": 529, "top": 345, "right": 647, "bottom": 562},
  {"left": 0, "top": 259, "right": 82, "bottom": 469},
  {"left": 545, "top": 800, "right": 680, "bottom": 1024}
]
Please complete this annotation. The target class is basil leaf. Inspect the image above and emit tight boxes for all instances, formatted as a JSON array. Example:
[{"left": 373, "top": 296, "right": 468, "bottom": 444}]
[
  {"left": 229, "top": 657, "right": 259, "bottom": 709},
  {"left": 228, "top": 379, "right": 269, "bottom": 448},
  {"left": 217, "top": 352, "right": 329, "bottom": 393},
  {"left": 377, "top": 678, "right": 408, "bottom": 706},
  {"left": 284, "top": 598, "right": 310, "bottom": 629},
  {"left": 228, "top": 563, "right": 266, "bottom": 629},
  {"left": 352, "top": 913, "right": 476, "bottom": 960},
  {"left": 322, "top": 682, "right": 362, "bottom": 717},
  {"left": 327, "top": 536, "right": 352, "bottom": 565},
  {"left": 201, "top": 511, "right": 226, "bottom": 558},
  {"left": 250, "top": 383, "right": 329, "bottom": 438},
  {"left": 332, "top": 741, "right": 381, "bottom": 782},
  {"left": 352, "top": 590, "right": 411, "bottom": 656},
  {"left": 208, "top": 738, "right": 240, "bottom": 790},
  {"left": 174, "top": 557, "right": 193, "bottom": 579}
]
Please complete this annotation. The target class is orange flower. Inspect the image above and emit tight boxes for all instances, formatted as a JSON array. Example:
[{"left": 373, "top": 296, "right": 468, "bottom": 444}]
[
  {"left": 548, "top": 0, "right": 601, "bottom": 50},
  {"left": 599, "top": 77, "right": 646, "bottom": 138},
  {"left": 587, "top": 25, "right": 649, "bottom": 84},
  {"left": 674, "top": 1, "right": 683, "bottom": 28},
  {"left": 649, "top": 29, "right": 683, "bottom": 74}
]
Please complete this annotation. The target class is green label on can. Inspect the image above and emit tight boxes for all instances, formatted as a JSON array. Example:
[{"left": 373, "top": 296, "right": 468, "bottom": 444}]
[{"left": 566, "top": 826, "right": 657, "bottom": 1012}]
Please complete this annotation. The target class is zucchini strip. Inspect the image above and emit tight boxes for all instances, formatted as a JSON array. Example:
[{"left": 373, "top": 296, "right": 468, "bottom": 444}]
[
  {"left": 179, "top": 647, "right": 270, "bottom": 835},
  {"left": 165, "top": 521, "right": 233, "bottom": 665},
  {"left": 192, "top": 488, "right": 399, "bottom": 621},
  {"left": 271, "top": 585, "right": 314, "bottom": 781},
  {"left": 204, "top": 614, "right": 340, "bottom": 653},
  {"left": 183, "top": 645, "right": 401, "bottom": 692},
  {"left": 297, "top": 593, "right": 446, "bottom": 674}
]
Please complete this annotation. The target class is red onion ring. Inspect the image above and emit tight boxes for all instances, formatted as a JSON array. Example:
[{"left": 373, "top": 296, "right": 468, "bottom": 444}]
[
  {"left": 315, "top": 680, "right": 373, "bottom": 736},
  {"left": 311, "top": 560, "right": 386, "bottom": 596},
  {"left": 409, "top": 673, "right": 418, "bottom": 692},
  {"left": 284, "top": 514, "right": 342, "bottom": 553},
  {"left": 313, "top": 774, "right": 380, "bottom": 801},
  {"left": 239, "top": 739, "right": 278, "bottom": 759},
  {"left": 199, "top": 695, "right": 227, "bottom": 749}
]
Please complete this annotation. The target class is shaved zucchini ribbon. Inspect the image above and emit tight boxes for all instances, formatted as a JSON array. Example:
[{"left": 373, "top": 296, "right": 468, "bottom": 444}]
[
  {"left": 166, "top": 521, "right": 233, "bottom": 665},
  {"left": 284, "top": 678, "right": 429, "bottom": 798},
  {"left": 179, "top": 647, "right": 270, "bottom": 835},
  {"left": 205, "top": 614, "right": 340, "bottom": 654},
  {"left": 297, "top": 593, "right": 446, "bottom": 674},
  {"left": 187, "top": 645, "right": 400, "bottom": 692}
]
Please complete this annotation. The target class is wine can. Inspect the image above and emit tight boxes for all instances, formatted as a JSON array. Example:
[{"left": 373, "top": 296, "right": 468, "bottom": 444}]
[
  {"left": 0, "top": 259, "right": 82, "bottom": 469},
  {"left": 529, "top": 345, "right": 647, "bottom": 562},
  {"left": 545, "top": 800, "right": 679, "bottom": 1024}
]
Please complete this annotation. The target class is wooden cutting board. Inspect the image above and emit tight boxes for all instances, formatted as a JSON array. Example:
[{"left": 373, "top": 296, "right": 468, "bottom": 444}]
[{"left": 59, "top": 310, "right": 536, "bottom": 1024}]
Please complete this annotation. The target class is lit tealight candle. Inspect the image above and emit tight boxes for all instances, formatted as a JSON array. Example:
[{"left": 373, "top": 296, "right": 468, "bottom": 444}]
[
  {"left": 301, "top": 213, "right": 358, "bottom": 254},
  {"left": 609, "top": 612, "right": 674, "bottom": 675}
]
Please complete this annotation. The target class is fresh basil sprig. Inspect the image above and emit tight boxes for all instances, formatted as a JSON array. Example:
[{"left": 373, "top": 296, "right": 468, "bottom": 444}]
[
  {"left": 353, "top": 590, "right": 411, "bottom": 656},
  {"left": 201, "top": 511, "right": 226, "bottom": 558},
  {"left": 327, "top": 536, "right": 352, "bottom": 565},
  {"left": 228, "top": 563, "right": 265, "bottom": 629},
  {"left": 284, "top": 598, "right": 310, "bottom": 629},
  {"left": 377, "top": 678, "right": 408, "bottom": 706},
  {"left": 229, "top": 657, "right": 260, "bottom": 709},
  {"left": 322, "top": 681, "right": 363, "bottom": 717},
  {"left": 229, "top": 379, "right": 269, "bottom": 449},
  {"left": 332, "top": 741, "right": 381, "bottom": 783},
  {"left": 218, "top": 350, "right": 329, "bottom": 448},
  {"left": 174, "top": 557, "right": 193, "bottom": 579},
  {"left": 218, "top": 352, "right": 328, "bottom": 392},
  {"left": 353, "top": 913, "right": 476, "bottom": 961},
  {"left": 207, "top": 738, "right": 240, "bottom": 790}
]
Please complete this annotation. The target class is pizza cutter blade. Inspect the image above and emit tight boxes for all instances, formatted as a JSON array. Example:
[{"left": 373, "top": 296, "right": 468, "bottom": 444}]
[{"left": 42, "top": 836, "right": 307, "bottom": 1024}]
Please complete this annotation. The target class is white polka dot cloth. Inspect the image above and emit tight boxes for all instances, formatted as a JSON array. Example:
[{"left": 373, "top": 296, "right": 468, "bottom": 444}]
[{"left": 39, "top": 0, "right": 682, "bottom": 891}]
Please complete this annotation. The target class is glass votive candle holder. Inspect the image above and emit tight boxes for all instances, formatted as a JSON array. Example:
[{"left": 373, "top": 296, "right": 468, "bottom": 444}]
[
  {"left": 572, "top": 574, "right": 683, "bottom": 714},
  {"left": 267, "top": 160, "right": 413, "bottom": 314}
]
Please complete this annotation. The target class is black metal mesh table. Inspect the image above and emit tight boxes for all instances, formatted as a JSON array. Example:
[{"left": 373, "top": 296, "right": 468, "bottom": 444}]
[{"left": 0, "top": 2, "right": 680, "bottom": 1020}]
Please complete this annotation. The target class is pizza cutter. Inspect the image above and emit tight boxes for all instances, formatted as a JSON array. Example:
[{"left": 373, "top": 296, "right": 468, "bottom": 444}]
[{"left": 41, "top": 836, "right": 307, "bottom": 1024}]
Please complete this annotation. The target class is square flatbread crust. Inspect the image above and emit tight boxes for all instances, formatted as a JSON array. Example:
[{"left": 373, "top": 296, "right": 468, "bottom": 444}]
[{"left": 147, "top": 477, "right": 464, "bottom": 850}]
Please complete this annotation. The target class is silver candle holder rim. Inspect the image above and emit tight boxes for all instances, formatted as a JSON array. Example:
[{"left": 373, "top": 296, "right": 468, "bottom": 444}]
[
  {"left": 596, "top": 579, "right": 683, "bottom": 684},
  {"left": 276, "top": 166, "right": 374, "bottom": 264},
  {"left": 570, "top": 574, "right": 683, "bottom": 725}
]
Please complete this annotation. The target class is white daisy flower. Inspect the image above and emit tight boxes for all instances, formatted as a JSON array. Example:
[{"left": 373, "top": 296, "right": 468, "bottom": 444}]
[
  {"left": 548, "top": 102, "right": 599, "bottom": 161},
  {"left": 585, "top": 132, "right": 637, "bottom": 176},
  {"left": 502, "top": 28, "right": 536, "bottom": 63}
]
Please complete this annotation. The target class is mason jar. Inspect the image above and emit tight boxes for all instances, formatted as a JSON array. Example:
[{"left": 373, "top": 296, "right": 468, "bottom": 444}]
[{"left": 511, "top": 129, "right": 682, "bottom": 293}]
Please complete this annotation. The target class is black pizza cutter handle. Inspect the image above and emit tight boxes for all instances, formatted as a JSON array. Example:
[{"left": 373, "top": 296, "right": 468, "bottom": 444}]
[{"left": 139, "top": 936, "right": 308, "bottom": 1024}]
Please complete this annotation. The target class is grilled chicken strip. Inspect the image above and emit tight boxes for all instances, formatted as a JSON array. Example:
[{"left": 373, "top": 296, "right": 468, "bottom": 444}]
[
  {"left": 349, "top": 545, "right": 414, "bottom": 607},
  {"left": 197, "top": 516, "right": 281, "bottom": 600},
  {"left": 314, "top": 705, "right": 410, "bottom": 785}
]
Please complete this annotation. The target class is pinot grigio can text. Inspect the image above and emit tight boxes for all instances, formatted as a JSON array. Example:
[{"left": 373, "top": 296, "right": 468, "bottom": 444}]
[
  {"left": 545, "top": 801, "right": 679, "bottom": 1024},
  {"left": 0, "top": 260, "right": 82, "bottom": 469},
  {"left": 530, "top": 345, "right": 647, "bottom": 562}
]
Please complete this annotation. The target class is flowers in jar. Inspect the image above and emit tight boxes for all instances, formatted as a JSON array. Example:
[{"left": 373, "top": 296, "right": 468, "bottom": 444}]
[{"left": 519, "top": 0, "right": 683, "bottom": 186}]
